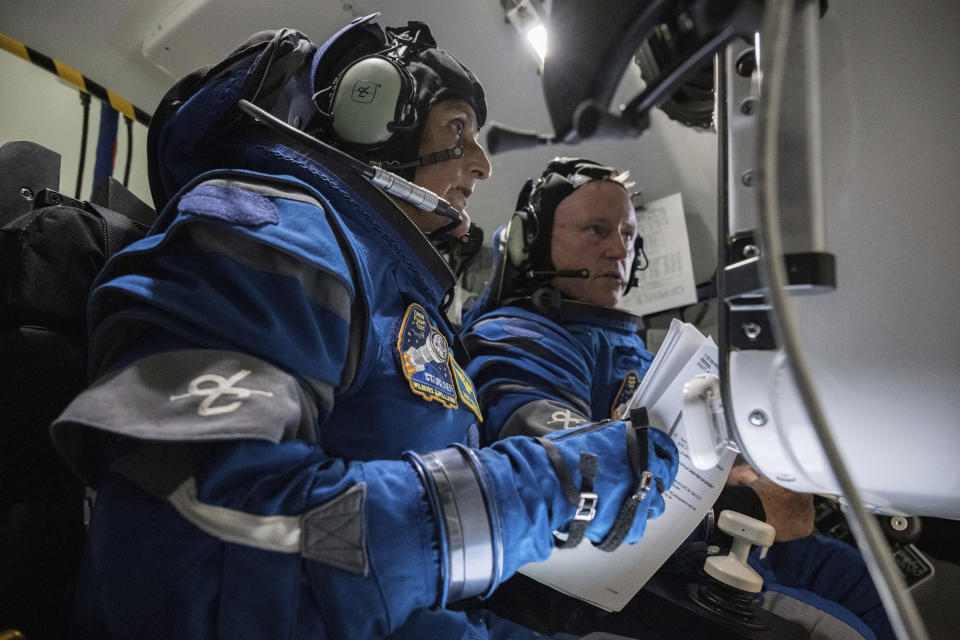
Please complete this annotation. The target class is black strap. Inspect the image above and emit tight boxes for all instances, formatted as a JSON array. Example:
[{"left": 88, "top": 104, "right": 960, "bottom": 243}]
[
  {"left": 536, "top": 437, "right": 598, "bottom": 549},
  {"left": 594, "top": 470, "right": 652, "bottom": 552},
  {"left": 596, "top": 414, "right": 653, "bottom": 552},
  {"left": 558, "top": 453, "right": 597, "bottom": 549}
]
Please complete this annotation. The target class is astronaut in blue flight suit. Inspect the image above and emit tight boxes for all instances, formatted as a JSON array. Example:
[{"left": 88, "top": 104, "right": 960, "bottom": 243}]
[
  {"left": 49, "top": 18, "right": 681, "bottom": 640},
  {"left": 461, "top": 158, "right": 895, "bottom": 640},
  {"left": 460, "top": 159, "right": 653, "bottom": 446}
]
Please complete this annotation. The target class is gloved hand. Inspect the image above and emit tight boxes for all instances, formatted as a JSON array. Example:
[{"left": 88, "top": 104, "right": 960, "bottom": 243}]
[
  {"left": 406, "top": 411, "right": 678, "bottom": 605},
  {"left": 475, "top": 412, "right": 679, "bottom": 578}
]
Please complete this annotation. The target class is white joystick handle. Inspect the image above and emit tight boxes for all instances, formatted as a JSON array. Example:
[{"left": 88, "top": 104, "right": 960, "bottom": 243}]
[{"left": 704, "top": 510, "right": 776, "bottom": 593}]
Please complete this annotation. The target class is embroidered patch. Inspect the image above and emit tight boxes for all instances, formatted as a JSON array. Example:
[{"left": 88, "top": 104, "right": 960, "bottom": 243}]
[
  {"left": 397, "top": 303, "right": 458, "bottom": 409},
  {"left": 449, "top": 356, "right": 483, "bottom": 422},
  {"left": 611, "top": 370, "right": 639, "bottom": 420}
]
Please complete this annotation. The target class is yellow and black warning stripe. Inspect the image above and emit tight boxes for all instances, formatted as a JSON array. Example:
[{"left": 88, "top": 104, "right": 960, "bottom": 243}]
[{"left": 0, "top": 32, "right": 152, "bottom": 127}]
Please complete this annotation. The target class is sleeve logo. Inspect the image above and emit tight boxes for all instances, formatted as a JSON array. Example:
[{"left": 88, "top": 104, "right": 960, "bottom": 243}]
[
  {"left": 351, "top": 81, "right": 378, "bottom": 103},
  {"left": 170, "top": 369, "right": 274, "bottom": 416}
]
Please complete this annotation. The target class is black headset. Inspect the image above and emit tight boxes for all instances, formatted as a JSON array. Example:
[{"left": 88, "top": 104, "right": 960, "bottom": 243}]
[
  {"left": 313, "top": 24, "right": 430, "bottom": 151},
  {"left": 505, "top": 178, "right": 539, "bottom": 272},
  {"left": 503, "top": 165, "right": 648, "bottom": 291},
  {"left": 312, "top": 23, "right": 469, "bottom": 175}
]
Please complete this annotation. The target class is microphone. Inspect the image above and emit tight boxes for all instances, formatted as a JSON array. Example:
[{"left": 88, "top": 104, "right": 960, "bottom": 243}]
[
  {"left": 417, "top": 144, "right": 463, "bottom": 167},
  {"left": 385, "top": 144, "right": 464, "bottom": 170},
  {"left": 237, "top": 99, "right": 461, "bottom": 225},
  {"left": 526, "top": 268, "right": 590, "bottom": 280}
]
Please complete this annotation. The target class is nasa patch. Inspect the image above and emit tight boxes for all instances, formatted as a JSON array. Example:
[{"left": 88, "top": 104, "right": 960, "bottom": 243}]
[
  {"left": 397, "top": 303, "right": 458, "bottom": 409},
  {"left": 611, "top": 370, "right": 639, "bottom": 420}
]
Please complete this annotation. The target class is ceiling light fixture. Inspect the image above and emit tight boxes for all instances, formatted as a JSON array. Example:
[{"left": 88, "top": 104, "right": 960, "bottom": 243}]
[{"left": 502, "top": 0, "right": 548, "bottom": 66}]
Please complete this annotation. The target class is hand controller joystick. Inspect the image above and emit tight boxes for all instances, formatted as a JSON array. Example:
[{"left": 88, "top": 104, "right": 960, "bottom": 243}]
[{"left": 689, "top": 510, "right": 776, "bottom": 629}]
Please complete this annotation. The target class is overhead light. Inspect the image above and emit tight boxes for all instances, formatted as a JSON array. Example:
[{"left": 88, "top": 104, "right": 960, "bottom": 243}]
[
  {"left": 502, "top": 0, "right": 548, "bottom": 65},
  {"left": 526, "top": 24, "right": 548, "bottom": 63}
]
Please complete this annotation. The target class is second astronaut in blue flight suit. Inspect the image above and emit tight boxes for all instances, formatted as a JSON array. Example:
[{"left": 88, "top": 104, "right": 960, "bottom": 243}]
[
  {"left": 462, "top": 158, "right": 893, "bottom": 640},
  {"left": 49, "top": 18, "right": 680, "bottom": 640},
  {"left": 462, "top": 158, "right": 656, "bottom": 446}
]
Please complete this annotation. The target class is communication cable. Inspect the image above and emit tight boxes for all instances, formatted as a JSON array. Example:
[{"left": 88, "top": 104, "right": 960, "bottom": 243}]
[{"left": 237, "top": 99, "right": 462, "bottom": 226}]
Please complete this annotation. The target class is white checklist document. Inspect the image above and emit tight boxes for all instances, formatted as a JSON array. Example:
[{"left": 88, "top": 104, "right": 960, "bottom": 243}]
[{"left": 517, "top": 320, "right": 735, "bottom": 611}]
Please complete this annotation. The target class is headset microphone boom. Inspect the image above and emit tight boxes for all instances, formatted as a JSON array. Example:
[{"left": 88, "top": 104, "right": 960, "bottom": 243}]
[{"left": 237, "top": 98, "right": 463, "bottom": 227}]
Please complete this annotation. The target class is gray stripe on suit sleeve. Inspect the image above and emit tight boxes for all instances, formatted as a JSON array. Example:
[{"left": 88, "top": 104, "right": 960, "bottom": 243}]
[
  {"left": 499, "top": 399, "right": 591, "bottom": 440},
  {"left": 185, "top": 224, "right": 353, "bottom": 323},
  {"left": 52, "top": 349, "right": 322, "bottom": 483}
]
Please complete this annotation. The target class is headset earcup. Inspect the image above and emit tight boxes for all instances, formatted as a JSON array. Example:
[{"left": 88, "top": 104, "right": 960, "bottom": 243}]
[
  {"left": 329, "top": 56, "right": 410, "bottom": 145},
  {"left": 506, "top": 209, "right": 538, "bottom": 269},
  {"left": 623, "top": 235, "right": 644, "bottom": 293}
]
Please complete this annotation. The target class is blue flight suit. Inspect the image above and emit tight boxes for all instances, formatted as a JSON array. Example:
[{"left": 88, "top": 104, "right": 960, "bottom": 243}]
[
  {"left": 462, "top": 298, "right": 652, "bottom": 446},
  {"left": 51, "top": 159, "right": 515, "bottom": 638}
]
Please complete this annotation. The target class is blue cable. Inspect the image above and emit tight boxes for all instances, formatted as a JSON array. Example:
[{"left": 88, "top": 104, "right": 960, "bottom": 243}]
[{"left": 92, "top": 102, "right": 119, "bottom": 197}]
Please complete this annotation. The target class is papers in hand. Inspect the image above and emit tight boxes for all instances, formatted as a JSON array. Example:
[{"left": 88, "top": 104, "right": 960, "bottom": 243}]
[{"left": 518, "top": 319, "right": 736, "bottom": 612}]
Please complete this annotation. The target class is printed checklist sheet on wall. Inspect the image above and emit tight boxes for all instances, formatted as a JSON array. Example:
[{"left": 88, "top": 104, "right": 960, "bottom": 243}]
[{"left": 619, "top": 193, "right": 698, "bottom": 318}]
